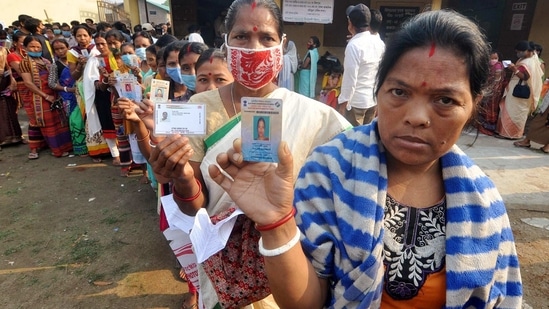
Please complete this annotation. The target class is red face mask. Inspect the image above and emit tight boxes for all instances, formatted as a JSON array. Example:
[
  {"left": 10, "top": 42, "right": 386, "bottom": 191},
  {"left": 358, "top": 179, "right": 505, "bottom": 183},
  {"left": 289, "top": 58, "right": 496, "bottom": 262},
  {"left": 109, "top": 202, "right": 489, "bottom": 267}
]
[{"left": 225, "top": 36, "right": 284, "bottom": 91}]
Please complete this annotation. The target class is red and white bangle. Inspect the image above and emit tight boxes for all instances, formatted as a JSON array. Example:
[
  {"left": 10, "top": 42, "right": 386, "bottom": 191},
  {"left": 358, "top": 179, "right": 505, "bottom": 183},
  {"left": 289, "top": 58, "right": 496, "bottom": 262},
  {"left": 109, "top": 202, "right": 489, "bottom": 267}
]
[{"left": 258, "top": 228, "right": 301, "bottom": 257}]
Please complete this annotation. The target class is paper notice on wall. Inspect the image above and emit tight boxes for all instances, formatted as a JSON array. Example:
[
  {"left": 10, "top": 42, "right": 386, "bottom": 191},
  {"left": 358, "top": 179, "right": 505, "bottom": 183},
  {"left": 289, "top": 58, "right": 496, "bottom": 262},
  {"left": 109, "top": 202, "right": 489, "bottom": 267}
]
[
  {"left": 511, "top": 14, "right": 524, "bottom": 31},
  {"left": 282, "top": 0, "right": 334, "bottom": 24}
]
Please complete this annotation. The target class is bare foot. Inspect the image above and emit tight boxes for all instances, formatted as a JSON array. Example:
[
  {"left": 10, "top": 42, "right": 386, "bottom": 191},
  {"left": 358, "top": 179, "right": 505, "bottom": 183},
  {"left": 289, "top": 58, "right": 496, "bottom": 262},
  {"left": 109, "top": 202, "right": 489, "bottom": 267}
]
[
  {"left": 112, "top": 157, "right": 121, "bottom": 166},
  {"left": 181, "top": 292, "right": 197, "bottom": 309}
]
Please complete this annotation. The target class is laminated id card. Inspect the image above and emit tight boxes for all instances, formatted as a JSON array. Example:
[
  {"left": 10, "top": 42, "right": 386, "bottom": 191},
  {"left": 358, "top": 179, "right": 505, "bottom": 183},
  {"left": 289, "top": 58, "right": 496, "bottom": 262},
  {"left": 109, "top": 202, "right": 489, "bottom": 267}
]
[
  {"left": 154, "top": 103, "right": 206, "bottom": 135},
  {"left": 241, "top": 97, "right": 282, "bottom": 162}
]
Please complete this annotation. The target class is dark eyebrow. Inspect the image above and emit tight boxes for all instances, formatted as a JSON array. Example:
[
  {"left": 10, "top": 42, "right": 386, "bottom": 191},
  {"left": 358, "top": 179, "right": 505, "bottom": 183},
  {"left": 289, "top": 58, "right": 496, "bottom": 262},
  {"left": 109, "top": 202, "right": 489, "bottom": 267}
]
[{"left": 384, "top": 76, "right": 466, "bottom": 94}]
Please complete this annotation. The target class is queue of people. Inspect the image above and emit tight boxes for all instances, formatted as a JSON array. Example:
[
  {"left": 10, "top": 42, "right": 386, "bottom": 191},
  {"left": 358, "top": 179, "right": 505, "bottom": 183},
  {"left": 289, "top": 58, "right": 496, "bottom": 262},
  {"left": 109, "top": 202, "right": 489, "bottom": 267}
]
[{"left": 1, "top": 1, "right": 527, "bottom": 308}]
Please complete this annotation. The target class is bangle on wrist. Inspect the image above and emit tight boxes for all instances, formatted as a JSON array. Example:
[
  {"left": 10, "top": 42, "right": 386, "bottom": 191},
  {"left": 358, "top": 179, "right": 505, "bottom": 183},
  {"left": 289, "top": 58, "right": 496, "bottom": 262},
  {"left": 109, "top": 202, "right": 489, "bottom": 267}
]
[
  {"left": 63, "top": 86, "right": 68, "bottom": 92},
  {"left": 148, "top": 139, "right": 157, "bottom": 148},
  {"left": 136, "top": 130, "right": 150, "bottom": 142},
  {"left": 258, "top": 228, "right": 301, "bottom": 257},
  {"left": 101, "top": 78, "right": 109, "bottom": 85},
  {"left": 255, "top": 208, "right": 296, "bottom": 231},
  {"left": 172, "top": 179, "right": 202, "bottom": 202}
]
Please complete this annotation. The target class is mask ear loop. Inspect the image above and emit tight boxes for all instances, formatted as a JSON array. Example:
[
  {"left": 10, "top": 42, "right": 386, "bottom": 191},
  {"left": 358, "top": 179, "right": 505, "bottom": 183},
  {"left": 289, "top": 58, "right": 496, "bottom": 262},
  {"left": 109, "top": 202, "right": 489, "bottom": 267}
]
[{"left": 220, "top": 33, "right": 228, "bottom": 55}]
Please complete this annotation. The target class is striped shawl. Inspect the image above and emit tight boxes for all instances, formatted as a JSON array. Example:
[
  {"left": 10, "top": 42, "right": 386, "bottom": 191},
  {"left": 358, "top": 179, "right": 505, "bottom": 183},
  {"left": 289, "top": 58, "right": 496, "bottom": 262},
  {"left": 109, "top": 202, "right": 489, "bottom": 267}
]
[{"left": 295, "top": 120, "right": 522, "bottom": 309}]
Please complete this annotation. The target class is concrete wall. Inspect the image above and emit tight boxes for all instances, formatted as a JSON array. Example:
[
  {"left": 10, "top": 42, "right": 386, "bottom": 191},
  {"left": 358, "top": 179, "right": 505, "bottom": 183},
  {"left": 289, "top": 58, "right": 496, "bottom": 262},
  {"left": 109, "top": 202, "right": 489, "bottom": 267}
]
[{"left": 530, "top": 0, "right": 549, "bottom": 62}]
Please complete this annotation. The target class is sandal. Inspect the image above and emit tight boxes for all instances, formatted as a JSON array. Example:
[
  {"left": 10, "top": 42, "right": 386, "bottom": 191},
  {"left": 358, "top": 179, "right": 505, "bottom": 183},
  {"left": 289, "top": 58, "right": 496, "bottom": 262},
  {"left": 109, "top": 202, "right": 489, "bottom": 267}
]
[
  {"left": 540, "top": 147, "right": 549, "bottom": 154},
  {"left": 91, "top": 157, "right": 102, "bottom": 163},
  {"left": 28, "top": 152, "right": 39, "bottom": 160},
  {"left": 513, "top": 141, "right": 531, "bottom": 148}
]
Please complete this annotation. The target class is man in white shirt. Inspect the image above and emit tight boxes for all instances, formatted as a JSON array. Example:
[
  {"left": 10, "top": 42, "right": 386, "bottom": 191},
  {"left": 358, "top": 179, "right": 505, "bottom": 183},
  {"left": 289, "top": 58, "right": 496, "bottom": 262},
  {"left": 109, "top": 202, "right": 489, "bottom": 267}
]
[{"left": 338, "top": 4, "right": 385, "bottom": 126}]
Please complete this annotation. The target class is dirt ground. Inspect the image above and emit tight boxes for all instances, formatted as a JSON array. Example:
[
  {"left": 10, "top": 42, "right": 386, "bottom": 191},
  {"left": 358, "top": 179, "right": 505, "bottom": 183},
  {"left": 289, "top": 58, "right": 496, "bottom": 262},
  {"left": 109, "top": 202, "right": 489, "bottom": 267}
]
[{"left": 1, "top": 121, "right": 548, "bottom": 309}]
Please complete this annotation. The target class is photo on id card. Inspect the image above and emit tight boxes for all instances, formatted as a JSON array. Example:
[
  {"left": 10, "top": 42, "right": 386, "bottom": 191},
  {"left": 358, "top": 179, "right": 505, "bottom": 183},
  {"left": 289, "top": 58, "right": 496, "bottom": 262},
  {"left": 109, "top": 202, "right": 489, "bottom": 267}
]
[{"left": 241, "top": 97, "right": 282, "bottom": 162}]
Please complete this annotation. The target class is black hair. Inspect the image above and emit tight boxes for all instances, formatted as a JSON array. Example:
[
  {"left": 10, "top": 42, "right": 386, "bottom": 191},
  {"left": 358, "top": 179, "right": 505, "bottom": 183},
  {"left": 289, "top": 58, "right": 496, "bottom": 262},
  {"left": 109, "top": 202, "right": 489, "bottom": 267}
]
[
  {"left": 113, "top": 21, "right": 127, "bottom": 31},
  {"left": 72, "top": 25, "right": 92, "bottom": 37},
  {"left": 70, "top": 20, "right": 80, "bottom": 26},
  {"left": 23, "top": 18, "right": 41, "bottom": 34},
  {"left": 533, "top": 43, "right": 543, "bottom": 56},
  {"left": 329, "top": 64, "right": 343, "bottom": 75},
  {"left": 155, "top": 34, "right": 178, "bottom": 49},
  {"left": 51, "top": 38, "right": 69, "bottom": 48},
  {"left": 105, "top": 29, "right": 126, "bottom": 43},
  {"left": 95, "top": 22, "right": 112, "bottom": 33},
  {"left": 179, "top": 41, "right": 208, "bottom": 62},
  {"left": 310, "top": 36, "right": 321, "bottom": 48},
  {"left": 121, "top": 42, "right": 135, "bottom": 51},
  {"left": 375, "top": 10, "right": 490, "bottom": 101},
  {"left": 156, "top": 47, "right": 166, "bottom": 63},
  {"left": 146, "top": 44, "right": 157, "bottom": 55},
  {"left": 133, "top": 24, "right": 142, "bottom": 33},
  {"left": 132, "top": 31, "right": 154, "bottom": 45},
  {"left": 18, "top": 14, "right": 32, "bottom": 24},
  {"left": 195, "top": 48, "right": 227, "bottom": 71},
  {"left": 12, "top": 31, "right": 27, "bottom": 44},
  {"left": 370, "top": 9, "right": 383, "bottom": 34},
  {"left": 23, "top": 35, "right": 41, "bottom": 47},
  {"left": 515, "top": 41, "right": 534, "bottom": 52},
  {"left": 225, "top": 0, "right": 283, "bottom": 40},
  {"left": 163, "top": 40, "right": 186, "bottom": 62},
  {"left": 85, "top": 18, "right": 94, "bottom": 24}
]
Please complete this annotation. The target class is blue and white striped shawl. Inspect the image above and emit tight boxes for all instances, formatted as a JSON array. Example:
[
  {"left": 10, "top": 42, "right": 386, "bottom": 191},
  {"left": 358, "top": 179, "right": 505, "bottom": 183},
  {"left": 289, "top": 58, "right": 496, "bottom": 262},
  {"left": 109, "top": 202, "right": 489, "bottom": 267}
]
[{"left": 295, "top": 120, "right": 522, "bottom": 309}]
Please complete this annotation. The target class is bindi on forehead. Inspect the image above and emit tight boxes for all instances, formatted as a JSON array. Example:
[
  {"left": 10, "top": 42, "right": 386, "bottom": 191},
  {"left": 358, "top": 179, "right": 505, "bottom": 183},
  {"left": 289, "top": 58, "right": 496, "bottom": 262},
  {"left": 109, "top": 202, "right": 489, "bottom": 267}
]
[
  {"left": 253, "top": 26, "right": 258, "bottom": 32},
  {"left": 429, "top": 42, "right": 436, "bottom": 57},
  {"left": 421, "top": 81, "right": 427, "bottom": 87},
  {"left": 251, "top": 0, "right": 257, "bottom": 10}
]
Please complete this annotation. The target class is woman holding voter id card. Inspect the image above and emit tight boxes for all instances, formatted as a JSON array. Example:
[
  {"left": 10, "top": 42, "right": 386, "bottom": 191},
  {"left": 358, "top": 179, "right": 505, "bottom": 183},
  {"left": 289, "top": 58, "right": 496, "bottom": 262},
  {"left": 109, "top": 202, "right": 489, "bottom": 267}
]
[
  {"left": 207, "top": 9, "right": 522, "bottom": 309},
  {"left": 146, "top": 0, "right": 350, "bottom": 307}
]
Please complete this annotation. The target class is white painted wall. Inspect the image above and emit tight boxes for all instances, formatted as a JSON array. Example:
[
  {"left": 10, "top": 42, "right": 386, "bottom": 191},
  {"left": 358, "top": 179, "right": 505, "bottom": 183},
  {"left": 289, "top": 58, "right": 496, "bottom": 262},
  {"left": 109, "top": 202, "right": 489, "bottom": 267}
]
[{"left": 2, "top": 0, "right": 100, "bottom": 27}]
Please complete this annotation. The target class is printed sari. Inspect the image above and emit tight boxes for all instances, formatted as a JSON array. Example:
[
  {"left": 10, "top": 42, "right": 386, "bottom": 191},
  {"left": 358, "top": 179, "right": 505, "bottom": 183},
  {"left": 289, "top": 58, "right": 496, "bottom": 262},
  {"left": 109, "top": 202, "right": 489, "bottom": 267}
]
[{"left": 20, "top": 56, "right": 72, "bottom": 156}]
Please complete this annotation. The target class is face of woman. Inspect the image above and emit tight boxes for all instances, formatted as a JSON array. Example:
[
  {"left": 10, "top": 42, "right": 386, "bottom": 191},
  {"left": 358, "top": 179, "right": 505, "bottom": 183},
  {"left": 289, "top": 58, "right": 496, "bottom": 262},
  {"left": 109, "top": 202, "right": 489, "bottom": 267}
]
[
  {"left": 25, "top": 40, "right": 42, "bottom": 53},
  {"left": 94, "top": 37, "right": 109, "bottom": 56},
  {"left": 146, "top": 51, "right": 156, "bottom": 71},
  {"left": 75, "top": 28, "right": 91, "bottom": 47},
  {"left": 195, "top": 58, "right": 233, "bottom": 93},
  {"left": 106, "top": 36, "right": 123, "bottom": 52},
  {"left": 133, "top": 36, "right": 150, "bottom": 49},
  {"left": 180, "top": 52, "right": 200, "bottom": 75},
  {"left": 53, "top": 42, "right": 68, "bottom": 58},
  {"left": 257, "top": 119, "right": 266, "bottom": 139},
  {"left": 156, "top": 58, "right": 168, "bottom": 80},
  {"left": 227, "top": 6, "right": 280, "bottom": 49},
  {"left": 376, "top": 46, "right": 476, "bottom": 169},
  {"left": 166, "top": 50, "right": 180, "bottom": 70},
  {"left": 121, "top": 45, "right": 135, "bottom": 55}
]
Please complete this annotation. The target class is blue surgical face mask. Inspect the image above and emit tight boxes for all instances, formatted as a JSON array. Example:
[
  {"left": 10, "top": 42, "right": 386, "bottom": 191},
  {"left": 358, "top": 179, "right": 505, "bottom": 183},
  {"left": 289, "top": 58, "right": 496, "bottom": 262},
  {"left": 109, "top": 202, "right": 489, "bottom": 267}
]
[
  {"left": 135, "top": 47, "right": 147, "bottom": 61},
  {"left": 62, "top": 30, "right": 71, "bottom": 37},
  {"left": 27, "top": 51, "right": 42, "bottom": 58},
  {"left": 53, "top": 29, "right": 61, "bottom": 35},
  {"left": 166, "top": 66, "right": 184, "bottom": 84},
  {"left": 121, "top": 54, "right": 134, "bottom": 67},
  {"left": 181, "top": 74, "right": 196, "bottom": 91}
]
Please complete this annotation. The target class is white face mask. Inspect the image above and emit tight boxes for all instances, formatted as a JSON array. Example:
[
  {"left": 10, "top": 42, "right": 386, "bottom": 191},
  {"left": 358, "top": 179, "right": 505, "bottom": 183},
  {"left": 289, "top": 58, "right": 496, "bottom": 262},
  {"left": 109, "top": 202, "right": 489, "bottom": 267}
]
[{"left": 224, "top": 34, "right": 285, "bottom": 91}]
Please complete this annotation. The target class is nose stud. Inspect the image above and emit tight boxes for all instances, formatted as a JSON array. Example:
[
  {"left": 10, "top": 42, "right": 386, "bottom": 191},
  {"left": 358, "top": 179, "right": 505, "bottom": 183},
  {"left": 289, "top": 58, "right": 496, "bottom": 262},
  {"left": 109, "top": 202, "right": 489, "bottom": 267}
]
[{"left": 425, "top": 120, "right": 431, "bottom": 126}]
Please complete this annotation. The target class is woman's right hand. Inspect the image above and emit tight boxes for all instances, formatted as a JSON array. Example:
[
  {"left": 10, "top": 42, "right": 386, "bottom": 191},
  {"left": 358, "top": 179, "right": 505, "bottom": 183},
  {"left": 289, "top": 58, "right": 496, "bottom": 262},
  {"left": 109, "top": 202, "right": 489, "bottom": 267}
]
[
  {"left": 208, "top": 139, "right": 295, "bottom": 226},
  {"left": 133, "top": 98, "right": 155, "bottom": 132},
  {"left": 117, "top": 97, "right": 141, "bottom": 123},
  {"left": 148, "top": 134, "right": 196, "bottom": 182}
]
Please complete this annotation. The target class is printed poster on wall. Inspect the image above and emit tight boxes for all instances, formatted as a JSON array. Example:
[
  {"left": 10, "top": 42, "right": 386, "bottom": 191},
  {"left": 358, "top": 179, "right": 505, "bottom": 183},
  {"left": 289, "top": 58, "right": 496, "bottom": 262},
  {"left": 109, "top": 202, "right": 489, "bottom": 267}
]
[{"left": 282, "top": 0, "right": 334, "bottom": 24}]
